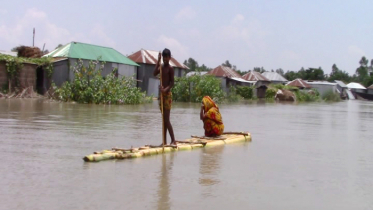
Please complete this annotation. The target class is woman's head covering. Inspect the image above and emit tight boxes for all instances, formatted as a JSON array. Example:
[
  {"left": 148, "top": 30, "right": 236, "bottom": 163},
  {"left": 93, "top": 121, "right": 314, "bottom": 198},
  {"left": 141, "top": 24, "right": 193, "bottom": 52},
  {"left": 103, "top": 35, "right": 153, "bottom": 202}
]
[{"left": 202, "top": 96, "right": 218, "bottom": 112}]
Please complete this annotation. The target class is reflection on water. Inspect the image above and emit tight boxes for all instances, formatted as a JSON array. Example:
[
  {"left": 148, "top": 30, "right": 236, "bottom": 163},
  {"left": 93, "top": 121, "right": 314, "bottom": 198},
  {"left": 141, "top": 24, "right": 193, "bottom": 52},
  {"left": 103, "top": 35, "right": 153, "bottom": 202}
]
[
  {"left": 199, "top": 146, "right": 224, "bottom": 187},
  {"left": 1, "top": 99, "right": 373, "bottom": 210},
  {"left": 156, "top": 153, "right": 174, "bottom": 210}
]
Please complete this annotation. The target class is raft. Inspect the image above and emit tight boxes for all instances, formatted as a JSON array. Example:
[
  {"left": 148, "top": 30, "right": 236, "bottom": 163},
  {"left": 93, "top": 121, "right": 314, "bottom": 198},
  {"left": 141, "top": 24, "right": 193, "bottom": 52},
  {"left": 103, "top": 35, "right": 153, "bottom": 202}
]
[{"left": 83, "top": 132, "right": 252, "bottom": 162}]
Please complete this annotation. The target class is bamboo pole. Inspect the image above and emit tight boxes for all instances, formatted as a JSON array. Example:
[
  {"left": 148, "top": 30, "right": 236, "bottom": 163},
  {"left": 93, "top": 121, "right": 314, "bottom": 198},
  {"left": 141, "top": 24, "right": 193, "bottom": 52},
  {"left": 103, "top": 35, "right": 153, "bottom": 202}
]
[{"left": 159, "top": 54, "right": 166, "bottom": 152}]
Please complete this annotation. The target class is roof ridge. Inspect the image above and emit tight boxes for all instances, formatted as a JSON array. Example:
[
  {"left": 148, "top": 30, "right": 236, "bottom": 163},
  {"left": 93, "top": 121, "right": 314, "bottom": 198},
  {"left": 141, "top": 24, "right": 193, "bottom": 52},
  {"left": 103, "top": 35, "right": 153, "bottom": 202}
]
[{"left": 70, "top": 41, "right": 114, "bottom": 49}]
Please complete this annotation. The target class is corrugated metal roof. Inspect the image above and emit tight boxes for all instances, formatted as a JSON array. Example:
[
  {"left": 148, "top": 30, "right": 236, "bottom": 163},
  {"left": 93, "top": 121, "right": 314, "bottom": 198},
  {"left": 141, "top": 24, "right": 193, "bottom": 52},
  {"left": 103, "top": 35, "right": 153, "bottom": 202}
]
[
  {"left": 230, "top": 77, "right": 256, "bottom": 84},
  {"left": 43, "top": 42, "right": 139, "bottom": 66},
  {"left": 242, "top": 71, "right": 269, "bottom": 81},
  {"left": 127, "top": 49, "right": 188, "bottom": 69},
  {"left": 306, "top": 81, "right": 336, "bottom": 85},
  {"left": 287, "top": 78, "right": 311, "bottom": 88},
  {"left": 0, "top": 50, "right": 17, "bottom": 56},
  {"left": 208, "top": 65, "right": 242, "bottom": 78},
  {"left": 334, "top": 80, "right": 347, "bottom": 88},
  {"left": 347, "top": 82, "right": 366, "bottom": 89},
  {"left": 186, "top": 71, "right": 208, "bottom": 77},
  {"left": 261, "top": 72, "right": 288, "bottom": 82}
]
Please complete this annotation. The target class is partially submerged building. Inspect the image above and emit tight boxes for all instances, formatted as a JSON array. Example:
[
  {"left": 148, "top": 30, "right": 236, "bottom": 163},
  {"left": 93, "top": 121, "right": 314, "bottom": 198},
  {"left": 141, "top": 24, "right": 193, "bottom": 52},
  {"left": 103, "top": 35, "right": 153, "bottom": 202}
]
[
  {"left": 43, "top": 42, "right": 139, "bottom": 90},
  {"left": 207, "top": 65, "right": 254, "bottom": 92},
  {"left": 127, "top": 49, "right": 188, "bottom": 96},
  {"left": 347, "top": 82, "right": 373, "bottom": 100},
  {"left": 306, "top": 81, "right": 337, "bottom": 96},
  {"left": 261, "top": 71, "right": 288, "bottom": 84},
  {"left": 242, "top": 71, "right": 270, "bottom": 87},
  {"left": 286, "top": 78, "right": 311, "bottom": 89}
]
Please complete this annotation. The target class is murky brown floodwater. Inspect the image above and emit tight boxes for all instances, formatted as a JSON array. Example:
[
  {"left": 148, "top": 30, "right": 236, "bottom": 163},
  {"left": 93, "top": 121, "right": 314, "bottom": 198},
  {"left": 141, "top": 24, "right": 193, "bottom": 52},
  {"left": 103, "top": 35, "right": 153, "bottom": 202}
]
[{"left": 0, "top": 99, "right": 372, "bottom": 210}]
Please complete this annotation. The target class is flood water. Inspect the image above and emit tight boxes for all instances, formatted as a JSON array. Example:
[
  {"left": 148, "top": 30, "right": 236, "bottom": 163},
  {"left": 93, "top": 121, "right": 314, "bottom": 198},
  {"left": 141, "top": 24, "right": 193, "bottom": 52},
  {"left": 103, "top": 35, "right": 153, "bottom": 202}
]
[{"left": 0, "top": 99, "right": 372, "bottom": 210}]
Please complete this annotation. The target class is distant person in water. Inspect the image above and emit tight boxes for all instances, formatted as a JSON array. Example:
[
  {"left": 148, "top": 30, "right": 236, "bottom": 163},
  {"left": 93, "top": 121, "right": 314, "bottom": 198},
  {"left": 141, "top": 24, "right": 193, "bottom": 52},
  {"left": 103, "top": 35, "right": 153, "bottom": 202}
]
[
  {"left": 200, "top": 96, "right": 224, "bottom": 137},
  {"left": 153, "top": 48, "right": 176, "bottom": 145}
]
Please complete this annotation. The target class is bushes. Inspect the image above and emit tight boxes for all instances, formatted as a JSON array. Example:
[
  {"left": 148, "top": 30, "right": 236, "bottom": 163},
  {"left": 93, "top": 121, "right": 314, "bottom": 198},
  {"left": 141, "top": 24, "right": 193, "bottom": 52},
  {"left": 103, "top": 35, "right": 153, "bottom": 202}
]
[
  {"left": 322, "top": 90, "right": 341, "bottom": 102},
  {"left": 172, "top": 74, "right": 224, "bottom": 103},
  {"left": 293, "top": 90, "right": 320, "bottom": 102},
  {"left": 265, "top": 87, "right": 277, "bottom": 99},
  {"left": 53, "top": 59, "right": 150, "bottom": 104},
  {"left": 236, "top": 86, "right": 254, "bottom": 99}
]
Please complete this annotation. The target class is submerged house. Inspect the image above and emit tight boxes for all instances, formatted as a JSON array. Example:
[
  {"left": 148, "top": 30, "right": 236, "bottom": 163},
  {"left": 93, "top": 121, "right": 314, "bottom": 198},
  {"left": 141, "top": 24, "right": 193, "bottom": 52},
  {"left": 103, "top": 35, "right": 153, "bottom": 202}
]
[
  {"left": 347, "top": 82, "right": 373, "bottom": 100},
  {"left": 306, "top": 80, "right": 337, "bottom": 96},
  {"left": 43, "top": 42, "right": 139, "bottom": 91},
  {"left": 207, "top": 65, "right": 254, "bottom": 92},
  {"left": 242, "top": 71, "right": 270, "bottom": 98},
  {"left": 261, "top": 71, "right": 288, "bottom": 84},
  {"left": 286, "top": 78, "right": 311, "bottom": 89},
  {"left": 242, "top": 71, "right": 271, "bottom": 87},
  {"left": 127, "top": 49, "right": 188, "bottom": 96}
]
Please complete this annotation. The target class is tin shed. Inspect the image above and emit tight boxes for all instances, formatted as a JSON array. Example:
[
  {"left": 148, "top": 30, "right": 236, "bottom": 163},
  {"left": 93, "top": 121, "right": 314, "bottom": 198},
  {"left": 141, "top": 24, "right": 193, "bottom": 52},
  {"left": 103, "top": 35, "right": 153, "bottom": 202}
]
[
  {"left": 43, "top": 42, "right": 139, "bottom": 89},
  {"left": 128, "top": 49, "right": 188, "bottom": 96}
]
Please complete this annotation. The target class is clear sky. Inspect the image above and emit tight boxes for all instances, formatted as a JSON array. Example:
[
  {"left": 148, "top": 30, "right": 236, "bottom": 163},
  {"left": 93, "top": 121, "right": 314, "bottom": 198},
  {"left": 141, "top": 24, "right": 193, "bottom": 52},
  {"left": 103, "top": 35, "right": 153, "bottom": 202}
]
[{"left": 1, "top": 0, "right": 372, "bottom": 75}]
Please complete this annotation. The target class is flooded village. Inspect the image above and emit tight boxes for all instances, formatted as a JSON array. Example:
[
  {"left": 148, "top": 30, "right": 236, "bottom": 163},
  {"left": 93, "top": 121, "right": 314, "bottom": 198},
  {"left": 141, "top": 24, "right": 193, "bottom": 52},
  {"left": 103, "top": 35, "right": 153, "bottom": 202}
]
[
  {"left": 1, "top": 2, "right": 373, "bottom": 209},
  {"left": 1, "top": 42, "right": 373, "bottom": 102}
]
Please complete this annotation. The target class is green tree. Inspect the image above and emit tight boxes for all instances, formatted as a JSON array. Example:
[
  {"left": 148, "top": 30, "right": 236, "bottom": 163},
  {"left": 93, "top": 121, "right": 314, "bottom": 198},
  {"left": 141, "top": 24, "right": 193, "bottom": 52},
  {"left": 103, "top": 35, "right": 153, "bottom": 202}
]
[
  {"left": 356, "top": 56, "right": 369, "bottom": 83},
  {"left": 183, "top": 58, "right": 199, "bottom": 72},
  {"left": 222, "top": 60, "right": 232, "bottom": 68},
  {"left": 328, "top": 64, "right": 351, "bottom": 82},
  {"left": 55, "top": 44, "right": 63, "bottom": 49},
  {"left": 253, "top": 67, "right": 265, "bottom": 73},
  {"left": 284, "top": 70, "right": 298, "bottom": 81},
  {"left": 276, "top": 68, "right": 284, "bottom": 76}
]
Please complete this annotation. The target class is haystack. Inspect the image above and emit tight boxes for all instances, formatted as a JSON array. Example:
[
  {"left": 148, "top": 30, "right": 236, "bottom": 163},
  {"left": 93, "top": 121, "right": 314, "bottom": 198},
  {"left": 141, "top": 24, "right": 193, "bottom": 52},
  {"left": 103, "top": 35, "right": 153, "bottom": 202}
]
[
  {"left": 14, "top": 46, "right": 43, "bottom": 58},
  {"left": 275, "top": 89, "right": 296, "bottom": 101}
]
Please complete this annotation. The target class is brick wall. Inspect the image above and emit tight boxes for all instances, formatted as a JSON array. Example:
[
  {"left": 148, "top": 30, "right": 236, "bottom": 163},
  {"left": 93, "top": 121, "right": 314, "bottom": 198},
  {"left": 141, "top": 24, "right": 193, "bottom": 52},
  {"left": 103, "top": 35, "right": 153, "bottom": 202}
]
[
  {"left": 18, "top": 63, "right": 37, "bottom": 88},
  {"left": 0, "top": 61, "right": 38, "bottom": 90},
  {"left": 0, "top": 61, "right": 7, "bottom": 89}
]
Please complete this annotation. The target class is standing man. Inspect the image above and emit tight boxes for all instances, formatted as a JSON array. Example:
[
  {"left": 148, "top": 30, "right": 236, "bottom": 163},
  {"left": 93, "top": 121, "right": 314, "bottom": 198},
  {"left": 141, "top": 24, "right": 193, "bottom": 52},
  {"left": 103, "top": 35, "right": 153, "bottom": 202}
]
[{"left": 153, "top": 48, "right": 176, "bottom": 145}]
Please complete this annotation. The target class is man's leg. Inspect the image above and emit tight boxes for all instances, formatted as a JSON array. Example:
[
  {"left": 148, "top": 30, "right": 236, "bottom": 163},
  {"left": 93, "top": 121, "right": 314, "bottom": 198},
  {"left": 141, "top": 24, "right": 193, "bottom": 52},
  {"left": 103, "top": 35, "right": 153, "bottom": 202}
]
[{"left": 164, "top": 109, "right": 176, "bottom": 145}]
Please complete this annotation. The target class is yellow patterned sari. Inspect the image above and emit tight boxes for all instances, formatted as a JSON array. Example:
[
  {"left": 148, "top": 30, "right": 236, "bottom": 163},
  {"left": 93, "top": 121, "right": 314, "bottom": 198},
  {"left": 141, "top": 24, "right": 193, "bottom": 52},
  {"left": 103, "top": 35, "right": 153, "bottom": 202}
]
[{"left": 202, "top": 96, "right": 224, "bottom": 137}]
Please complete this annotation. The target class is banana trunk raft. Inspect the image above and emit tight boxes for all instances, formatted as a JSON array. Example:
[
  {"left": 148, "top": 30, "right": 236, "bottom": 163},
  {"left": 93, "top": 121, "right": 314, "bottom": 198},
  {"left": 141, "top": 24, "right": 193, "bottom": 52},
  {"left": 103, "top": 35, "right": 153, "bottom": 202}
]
[{"left": 83, "top": 132, "right": 252, "bottom": 162}]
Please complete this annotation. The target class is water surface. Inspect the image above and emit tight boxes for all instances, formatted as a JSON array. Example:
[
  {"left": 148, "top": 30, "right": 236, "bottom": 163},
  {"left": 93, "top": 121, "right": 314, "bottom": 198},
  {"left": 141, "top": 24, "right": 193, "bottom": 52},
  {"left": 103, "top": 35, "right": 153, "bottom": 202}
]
[{"left": 0, "top": 99, "right": 372, "bottom": 210}]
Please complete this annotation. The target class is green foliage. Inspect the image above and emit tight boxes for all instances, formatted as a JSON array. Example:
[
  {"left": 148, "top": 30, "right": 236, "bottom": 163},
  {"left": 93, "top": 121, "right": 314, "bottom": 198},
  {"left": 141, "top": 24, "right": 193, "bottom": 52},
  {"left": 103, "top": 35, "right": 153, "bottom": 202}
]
[
  {"left": 53, "top": 59, "right": 150, "bottom": 104},
  {"left": 265, "top": 87, "right": 277, "bottom": 99},
  {"left": 183, "top": 57, "right": 211, "bottom": 73},
  {"left": 328, "top": 64, "right": 351, "bottom": 83},
  {"left": 172, "top": 74, "right": 224, "bottom": 103},
  {"left": 0, "top": 54, "right": 54, "bottom": 91},
  {"left": 322, "top": 90, "right": 341, "bottom": 102},
  {"left": 293, "top": 90, "right": 320, "bottom": 102},
  {"left": 236, "top": 86, "right": 254, "bottom": 99},
  {"left": 226, "top": 86, "right": 241, "bottom": 102}
]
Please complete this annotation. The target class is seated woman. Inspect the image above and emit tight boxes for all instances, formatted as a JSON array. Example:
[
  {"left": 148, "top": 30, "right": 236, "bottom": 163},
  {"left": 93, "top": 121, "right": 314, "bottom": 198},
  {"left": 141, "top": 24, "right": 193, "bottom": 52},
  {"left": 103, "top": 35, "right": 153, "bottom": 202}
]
[{"left": 200, "top": 96, "right": 224, "bottom": 137}]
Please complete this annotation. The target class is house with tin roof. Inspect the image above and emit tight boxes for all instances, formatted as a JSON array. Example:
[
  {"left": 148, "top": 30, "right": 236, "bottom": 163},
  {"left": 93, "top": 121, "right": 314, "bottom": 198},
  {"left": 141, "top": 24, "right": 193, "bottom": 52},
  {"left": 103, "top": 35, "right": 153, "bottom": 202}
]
[
  {"left": 128, "top": 49, "right": 188, "bottom": 96},
  {"left": 242, "top": 71, "right": 271, "bottom": 87},
  {"left": 261, "top": 71, "right": 288, "bottom": 84},
  {"left": 207, "top": 65, "right": 254, "bottom": 92},
  {"left": 286, "top": 78, "right": 311, "bottom": 89},
  {"left": 43, "top": 42, "right": 139, "bottom": 91}
]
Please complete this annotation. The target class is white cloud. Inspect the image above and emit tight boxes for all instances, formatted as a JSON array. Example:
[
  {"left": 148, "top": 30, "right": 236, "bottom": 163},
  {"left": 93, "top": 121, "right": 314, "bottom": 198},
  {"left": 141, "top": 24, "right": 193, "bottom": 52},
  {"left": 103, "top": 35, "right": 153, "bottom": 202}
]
[
  {"left": 348, "top": 45, "right": 365, "bottom": 57},
  {"left": 175, "top": 6, "right": 196, "bottom": 21},
  {"left": 0, "top": 9, "right": 7, "bottom": 15},
  {"left": 157, "top": 35, "right": 188, "bottom": 60},
  {"left": 0, "top": 8, "right": 115, "bottom": 52},
  {"left": 232, "top": 14, "right": 244, "bottom": 24},
  {"left": 89, "top": 24, "right": 116, "bottom": 48},
  {"left": 218, "top": 16, "right": 268, "bottom": 50}
]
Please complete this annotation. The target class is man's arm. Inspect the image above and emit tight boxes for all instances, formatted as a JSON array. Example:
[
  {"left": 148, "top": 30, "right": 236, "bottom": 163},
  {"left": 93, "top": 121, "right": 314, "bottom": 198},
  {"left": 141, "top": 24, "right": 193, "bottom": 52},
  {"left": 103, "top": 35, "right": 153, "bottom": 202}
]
[{"left": 153, "top": 52, "right": 161, "bottom": 76}]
